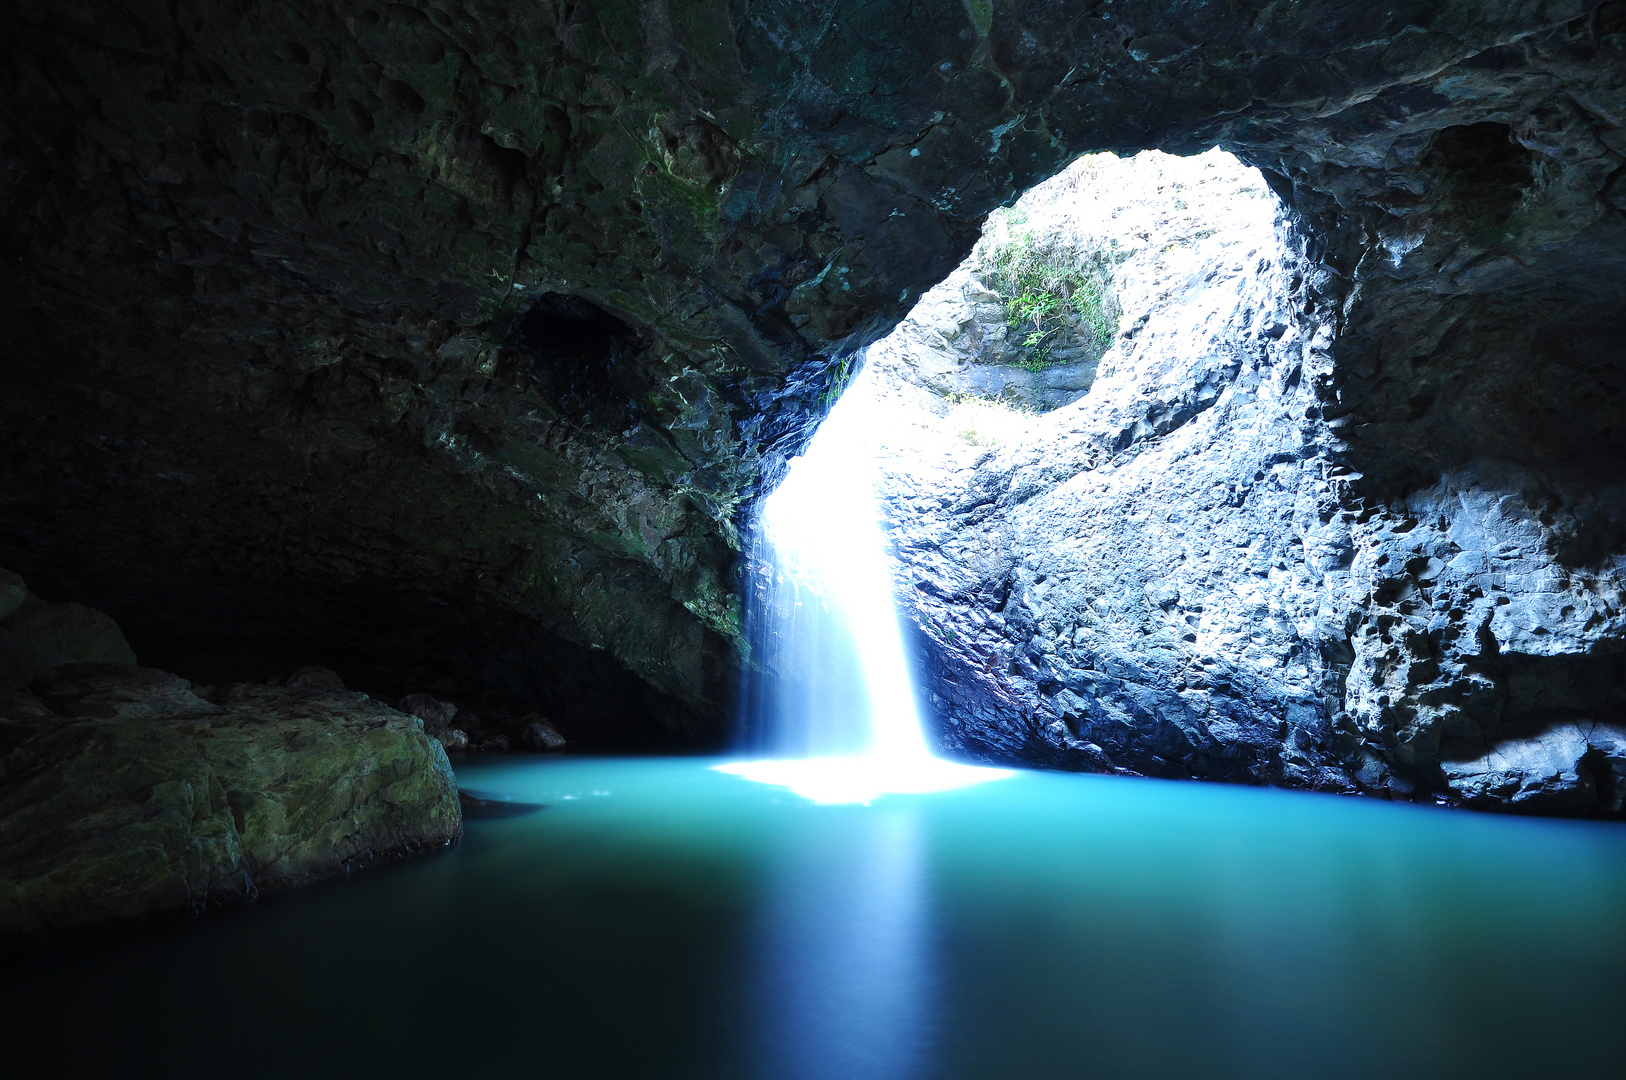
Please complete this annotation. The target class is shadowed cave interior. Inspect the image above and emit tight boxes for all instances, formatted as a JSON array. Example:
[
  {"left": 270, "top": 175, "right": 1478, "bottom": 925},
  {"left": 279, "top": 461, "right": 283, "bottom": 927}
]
[{"left": 3, "top": 4, "right": 1626, "bottom": 1041}]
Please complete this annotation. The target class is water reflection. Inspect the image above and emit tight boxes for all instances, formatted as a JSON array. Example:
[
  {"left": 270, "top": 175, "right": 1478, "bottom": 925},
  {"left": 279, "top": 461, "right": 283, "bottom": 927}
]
[
  {"left": 6, "top": 759, "right": 1625, "bottom": 1078},
  {"left": 746, "top": 805, "right": 936, "bottom": 1080}
]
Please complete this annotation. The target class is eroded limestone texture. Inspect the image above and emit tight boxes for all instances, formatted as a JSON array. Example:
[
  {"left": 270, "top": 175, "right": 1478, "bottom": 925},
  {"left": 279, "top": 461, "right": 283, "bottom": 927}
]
[
  {"left": 3, "top": 3, "right": 1624, "bottom": 761},
  {"left": 865, "top": 150, "right": 1626, "bottom": 814}
]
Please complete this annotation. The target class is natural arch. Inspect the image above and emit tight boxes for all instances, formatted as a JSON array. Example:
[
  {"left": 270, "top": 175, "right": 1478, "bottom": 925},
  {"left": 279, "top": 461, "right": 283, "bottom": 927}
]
[{"left": 2, "top": 2, "right": 1624, "bottom": 788}]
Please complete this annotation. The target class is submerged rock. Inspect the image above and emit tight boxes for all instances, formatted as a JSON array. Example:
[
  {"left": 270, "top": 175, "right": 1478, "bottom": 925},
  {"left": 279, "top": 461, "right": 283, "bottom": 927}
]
[{"left": 0, "top": 664, "right": 461, "bottom": 946}]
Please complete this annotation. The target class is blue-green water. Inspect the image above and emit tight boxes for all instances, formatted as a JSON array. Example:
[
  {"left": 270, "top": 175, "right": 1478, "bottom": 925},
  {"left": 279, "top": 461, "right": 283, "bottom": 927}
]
[{"left": 8, "top": 757, "right": 1626, "bottom": 1078}]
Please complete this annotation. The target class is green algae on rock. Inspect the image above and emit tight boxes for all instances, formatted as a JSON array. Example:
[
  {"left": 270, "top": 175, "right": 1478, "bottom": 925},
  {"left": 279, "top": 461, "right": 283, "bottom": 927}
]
[{"left": 0, "top": 665, "right": 461, "bottom": 946}]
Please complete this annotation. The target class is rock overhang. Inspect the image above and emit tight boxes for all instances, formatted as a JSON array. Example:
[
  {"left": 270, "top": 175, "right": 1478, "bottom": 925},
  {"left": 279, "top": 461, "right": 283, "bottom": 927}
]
[{"left": 1, "top": 0, "right": 1622, "bottom": 746}]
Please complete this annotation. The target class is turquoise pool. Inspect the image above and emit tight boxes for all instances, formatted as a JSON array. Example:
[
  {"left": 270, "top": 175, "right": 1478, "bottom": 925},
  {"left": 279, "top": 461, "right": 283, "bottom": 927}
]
[{"left": 7, "top": 756, "right": 1625, "bottom": 1078}]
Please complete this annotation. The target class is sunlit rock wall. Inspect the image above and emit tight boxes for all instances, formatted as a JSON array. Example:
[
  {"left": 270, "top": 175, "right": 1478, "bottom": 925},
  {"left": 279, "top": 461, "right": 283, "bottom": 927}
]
[
  {"left": 868, "top": 150, "right": 1626, "bottom": 814},
  {"left": 3, "top": 1, "right": 1623, "bottom": 747}
]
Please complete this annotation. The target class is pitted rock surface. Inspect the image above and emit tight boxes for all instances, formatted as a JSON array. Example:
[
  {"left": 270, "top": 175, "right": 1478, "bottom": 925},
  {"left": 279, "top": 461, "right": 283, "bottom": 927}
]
[
  {"left": 2, "top": 2, "right": 1624, "bottom": 753},
  {"left": 863, "top": 149, "right": 1626, "bottom": 814}
]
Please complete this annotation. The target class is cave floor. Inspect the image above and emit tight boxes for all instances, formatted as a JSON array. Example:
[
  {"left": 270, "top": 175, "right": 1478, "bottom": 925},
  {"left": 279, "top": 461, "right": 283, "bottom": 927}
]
[{"left": 7, "top": 757, "right": 1624, "bottom": 1078}]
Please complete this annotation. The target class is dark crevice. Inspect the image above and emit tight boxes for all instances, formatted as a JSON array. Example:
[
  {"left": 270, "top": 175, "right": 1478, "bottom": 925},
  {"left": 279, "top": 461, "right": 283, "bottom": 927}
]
[
  {"left": 508, "top": 293, "right": 641, "bottom": 428},
  {"left": 1422, "top": 122, "right": 1534, "bottom": 236}
]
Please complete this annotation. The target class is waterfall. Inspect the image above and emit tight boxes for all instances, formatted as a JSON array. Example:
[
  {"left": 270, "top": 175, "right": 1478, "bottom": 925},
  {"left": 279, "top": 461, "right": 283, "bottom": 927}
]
[{"left": 716, "top": 359, "right": 1009, "bottom": 803}]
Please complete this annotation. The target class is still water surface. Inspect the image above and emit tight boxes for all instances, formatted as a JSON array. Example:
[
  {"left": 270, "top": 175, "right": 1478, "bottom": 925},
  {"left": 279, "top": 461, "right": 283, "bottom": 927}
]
[{"left": 9, "top": 756, "right": 1626, "bottom": 1078}]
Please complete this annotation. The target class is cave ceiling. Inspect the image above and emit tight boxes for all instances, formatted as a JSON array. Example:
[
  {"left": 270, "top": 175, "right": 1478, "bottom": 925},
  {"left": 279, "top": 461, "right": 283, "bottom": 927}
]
[{"left": 2, "top": 0, "right": 1623, "bottom": 734}]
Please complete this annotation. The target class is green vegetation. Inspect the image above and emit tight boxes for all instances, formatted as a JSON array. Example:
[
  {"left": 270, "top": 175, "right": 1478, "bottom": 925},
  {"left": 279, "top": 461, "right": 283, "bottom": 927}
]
[
  {"left": 944, "top": 392, "right": 1032, "bottom": 447},
  {"left": 964, "top": 0, "right": 993, "bottom": 37},
  {"left": 977, "top": 210, "right": 1120, "bottom": 372},
  {"left": 819, "top": 354, "right": 854, "bottom": 406}
]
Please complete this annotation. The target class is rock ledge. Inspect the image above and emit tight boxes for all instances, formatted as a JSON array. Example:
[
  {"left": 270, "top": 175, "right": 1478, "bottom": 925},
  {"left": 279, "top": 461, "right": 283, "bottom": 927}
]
[{"left": 0, "top": 664, "right": 462, "bottom": 947}]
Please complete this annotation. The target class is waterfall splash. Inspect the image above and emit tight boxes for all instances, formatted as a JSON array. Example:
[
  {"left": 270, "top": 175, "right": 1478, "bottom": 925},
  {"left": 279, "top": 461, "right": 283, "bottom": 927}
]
[{"left": 715, "top": 360, "right": 1011, "bottom": 804}]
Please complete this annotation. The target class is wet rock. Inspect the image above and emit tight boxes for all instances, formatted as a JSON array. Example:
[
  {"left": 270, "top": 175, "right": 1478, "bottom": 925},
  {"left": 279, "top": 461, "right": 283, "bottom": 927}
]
[
  {"left": 399, "top": 693, "right": 459, "bottom": 735},
  {"left": 518, "top": 715, "right": 567, "bottom": 752},
  {"left": 0, "top": 664, "right": 461, "bottom": 946},
  {"left": 435, "top": 728, "right": 469, "bottom": 752}
]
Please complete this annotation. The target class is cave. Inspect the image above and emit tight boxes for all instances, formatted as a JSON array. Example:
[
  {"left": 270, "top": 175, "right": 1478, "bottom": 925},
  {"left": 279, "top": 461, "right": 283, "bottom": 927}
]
[{"left": 4, "top": 2, "right": 1626, "bottom": 1074}]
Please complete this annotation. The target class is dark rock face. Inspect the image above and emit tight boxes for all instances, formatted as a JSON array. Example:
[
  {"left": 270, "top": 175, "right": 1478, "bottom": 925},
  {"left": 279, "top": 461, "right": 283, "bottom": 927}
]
[
  {"left": 0, "top": 664, "right": 461, "bottom": 944},
  {"left": 1, "top": 569, "right": 140, "bottom": 688},
  {"left": 3, "top": 2, "right": 1624, "bottom": 768}
]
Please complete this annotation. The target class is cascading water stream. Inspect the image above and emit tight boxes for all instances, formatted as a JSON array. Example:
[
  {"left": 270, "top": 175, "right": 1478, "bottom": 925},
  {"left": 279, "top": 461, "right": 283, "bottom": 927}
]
[{"left": 716, "top": 360, "right": 1009, "bottom": 803}]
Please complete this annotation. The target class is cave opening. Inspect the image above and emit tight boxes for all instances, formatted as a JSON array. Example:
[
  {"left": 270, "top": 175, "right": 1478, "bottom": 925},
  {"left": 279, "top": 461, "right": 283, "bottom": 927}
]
[
  {"left": 6, "top": 3, "right": 1626, "bottom": 1072},
  {"left": 725, "top": 146, "right": 1289, "bottom": 803}
]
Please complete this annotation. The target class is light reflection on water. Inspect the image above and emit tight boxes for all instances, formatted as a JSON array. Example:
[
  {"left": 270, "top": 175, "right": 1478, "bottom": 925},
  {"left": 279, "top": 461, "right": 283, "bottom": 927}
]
[
  {"left": 6, "top": 756, "right": 1626, "bottom": 1079},
  {"left": 746, "top": 803, "right": 934, "bottom": 1080}
]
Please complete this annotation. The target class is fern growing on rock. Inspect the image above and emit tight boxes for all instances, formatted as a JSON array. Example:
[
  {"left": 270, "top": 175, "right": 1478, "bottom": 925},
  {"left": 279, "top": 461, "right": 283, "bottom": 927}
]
[{"left": 975, "top": 210, "right": 1121, "bottom": 372}]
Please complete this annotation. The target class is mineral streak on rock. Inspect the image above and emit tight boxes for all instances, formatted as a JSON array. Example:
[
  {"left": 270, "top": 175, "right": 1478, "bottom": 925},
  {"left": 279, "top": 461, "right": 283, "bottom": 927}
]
[
  {"left": 2, "top": 3, "right": 1625, "bottom": 778},
  {"left": 0, "top": 664, "right": 462, "bottom": 946}
]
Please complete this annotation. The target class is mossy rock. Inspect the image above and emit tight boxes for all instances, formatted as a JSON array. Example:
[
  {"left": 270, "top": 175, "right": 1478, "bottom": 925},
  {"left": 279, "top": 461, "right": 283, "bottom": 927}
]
[{"left": 0, "top": 665, "right": 461, "bottom": 945}]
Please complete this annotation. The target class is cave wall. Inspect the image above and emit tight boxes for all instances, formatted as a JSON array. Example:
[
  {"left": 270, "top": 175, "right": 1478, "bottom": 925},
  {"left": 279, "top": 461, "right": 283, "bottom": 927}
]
[
  {"left": 867, "top": 147, "right": 1626, "bottom": 814},
  {"left": 3, "top": 1, "right": 1622, "bottom": 744}
]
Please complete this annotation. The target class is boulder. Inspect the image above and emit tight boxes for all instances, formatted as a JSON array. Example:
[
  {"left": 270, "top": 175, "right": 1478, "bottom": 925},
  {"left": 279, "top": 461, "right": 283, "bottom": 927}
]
[
  {"left": 0, "top": 665, "right": 461, "bottom": 946},
  {"left": 0, "top": 568, "right": 25, "bottom": 621},
  {"left": 1, "top": 596, "right": 136, "bottom": 667},
  {"left": 30, "top": 663, "right": 211, "bottom": 718},
  {"left": 518, "top": 714, "right": 567, "bottom": 752},
  {"left": 399, "top": 693, "right": 459, "bottom": 735},
  {"left": 475, "top": 733, "right": 510, "bottom": 754},
  {"left": 1442, "top": 723, "right": 1626, "bottom": 815}
]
